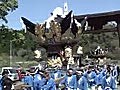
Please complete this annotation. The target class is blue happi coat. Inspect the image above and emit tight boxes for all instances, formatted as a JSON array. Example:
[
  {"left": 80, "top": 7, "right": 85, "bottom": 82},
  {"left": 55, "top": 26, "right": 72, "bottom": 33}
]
[
  {"left": 41, "top": 78, "right": 56, "bottom": 90},
  {"left": 111, "top": 69, "right": 118, "bottom": 78},
  {"left": 95, "top": 71, "right": 103, "bottom": 85},
  {"left": 101, "top": 69, "right": 107, "bottom": 76},
  {"left": 24, "top": 75, "right": 33, "bottom": 86},
  {"left": 88, "top": 71, "right": 96, "bottom": 86},
  {"left": 101, "top": 76, "right": 116, "bottom": 90},
  {"left": 61, "top": 75, "right": 77, "bottom": 89},
  {"left": 33, "top": 73, "right": 42, "bottom": 90},
  {"left": 77, "top": 75, "right": 88, "bottom": 90},
  {"left": 0, "top": 76, "right": 2, "bottom": 90},
  {"left": 51, "top": 70, "right": 62, "bottom": 79}
]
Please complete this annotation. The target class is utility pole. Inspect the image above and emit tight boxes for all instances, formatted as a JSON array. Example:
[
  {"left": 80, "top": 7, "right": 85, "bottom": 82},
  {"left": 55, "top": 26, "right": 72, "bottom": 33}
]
[{"left": 10, "top": 40, "right": 12, "bottom": 66}]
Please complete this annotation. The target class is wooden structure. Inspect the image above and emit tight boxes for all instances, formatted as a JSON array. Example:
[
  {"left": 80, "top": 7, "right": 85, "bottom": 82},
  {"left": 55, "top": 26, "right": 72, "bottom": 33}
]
[
  {"left": 40, "top": 39, "right": 78, "bottom": 55},
  {"left": 22, "top": 10, "right": 120, "bottom": 56},
  {"left": 75, "top": 10, "right": 120, "bottom": 47}
]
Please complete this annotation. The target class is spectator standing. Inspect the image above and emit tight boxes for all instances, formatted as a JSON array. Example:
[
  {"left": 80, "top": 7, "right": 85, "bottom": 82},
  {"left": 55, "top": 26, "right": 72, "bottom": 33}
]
[{"left": 1, "top": 70, "right": 13, "bottom": 90}]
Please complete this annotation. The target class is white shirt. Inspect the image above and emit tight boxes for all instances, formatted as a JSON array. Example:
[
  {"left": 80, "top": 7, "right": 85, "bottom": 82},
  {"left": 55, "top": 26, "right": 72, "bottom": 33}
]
[
  {"left": 106, "top": 77, "right": 111, "bottom": 86},
  {"left": 67, "top": 76, "right": 72, "bottom": 85},
  {"left": 54, "top": 73, "right": 58, "bottom": 79}
]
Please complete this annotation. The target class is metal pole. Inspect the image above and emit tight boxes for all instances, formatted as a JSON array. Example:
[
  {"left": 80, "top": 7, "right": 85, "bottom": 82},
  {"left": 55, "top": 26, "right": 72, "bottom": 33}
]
[
  {"left": 118, "top": 24, "right": 120, "bottom": 47},
  {"left": 10, "top": 40, "right": 12, "bottom": 66}
]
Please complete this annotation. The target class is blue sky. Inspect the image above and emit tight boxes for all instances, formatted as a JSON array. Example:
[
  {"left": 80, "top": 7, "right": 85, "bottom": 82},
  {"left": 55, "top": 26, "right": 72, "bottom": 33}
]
[{"left": 0, "top": 0, "right": 120, "bottom": 30}]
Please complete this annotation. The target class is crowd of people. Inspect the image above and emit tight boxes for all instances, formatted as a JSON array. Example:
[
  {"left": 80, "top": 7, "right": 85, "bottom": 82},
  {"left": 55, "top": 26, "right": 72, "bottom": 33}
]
[{"left": 0, "top": 63, "right": 119, "bottom": 90}]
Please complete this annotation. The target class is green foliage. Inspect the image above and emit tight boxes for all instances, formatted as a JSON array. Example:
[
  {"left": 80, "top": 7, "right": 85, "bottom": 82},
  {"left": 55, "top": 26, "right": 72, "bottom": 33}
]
[
  {"left": 78, "top": 32, "right": 120, "bottom": 60},
  {"left": 0, "top": 25, "right": 38, "bottom": 67},
  {"left": 0, "top": 53, "right": 10, "bottom": 67},
  {"left": 0, "top": 25, "right": 11, "bottom": 53},
  {"left": 0, "top": 25, "right": 25, "bottom": 54},
  {"left": 0, "top": 0, "right": 18, "bottom": 23}
]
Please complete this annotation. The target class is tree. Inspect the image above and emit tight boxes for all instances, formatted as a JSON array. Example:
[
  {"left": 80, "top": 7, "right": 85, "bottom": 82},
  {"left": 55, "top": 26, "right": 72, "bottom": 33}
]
[{"left": 0, "top": 0, "right": 18, "bottom": 23}]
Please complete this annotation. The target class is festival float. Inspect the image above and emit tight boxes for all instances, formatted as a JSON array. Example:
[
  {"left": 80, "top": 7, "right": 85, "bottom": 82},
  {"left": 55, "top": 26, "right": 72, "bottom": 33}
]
[
  {"left": 21, "top": 3, "right": 120, "bottom": 68},
  {"left": 21, "top": 10, "right": 85, "bottom": 68}
]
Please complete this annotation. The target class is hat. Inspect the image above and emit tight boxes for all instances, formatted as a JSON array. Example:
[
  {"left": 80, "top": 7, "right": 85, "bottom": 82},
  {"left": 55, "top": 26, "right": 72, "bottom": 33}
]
[
  {"left": 76, "top": 71, "right": 83, "bottom": 74},
  {"left": 39, "top": 70, "right": 45, "bottom": 75}
]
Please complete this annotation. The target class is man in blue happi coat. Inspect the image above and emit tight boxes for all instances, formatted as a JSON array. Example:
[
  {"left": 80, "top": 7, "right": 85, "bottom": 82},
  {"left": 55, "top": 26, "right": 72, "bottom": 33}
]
[
  {"left": 33, "top": 70, "right": 43, "bottom": 90},
  {"left": 51, "top": 68, "right": 62, "bottom": 80},
  {"left": 51, "top": 68, "right": 63, "bottom": 89},
  {"left": 76, "top": 69, "right": 88, "bottom": 90},
  {"left": 24, "top": 70, "right": 34, "bottom": 90},
  {"left": 61, "top": 68, "right": 77, "bottom": 90},
  {"left": 111, "top": 65, "right": 118, "bottom": 79},
  {"left": 87, "top": 68, "right": 96, "bottom": 88},
  {"left": 41, "top": 71, "right": 56, "bottom": 90},
  {"left": 95, "top": 68, "right": 104, "bottom": 90},
  {"left": 21, "top": 71, "right": 33, "bottom": 90},
  {"left": 101, "top": 72, "right": 117, "bottom": 90}
]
